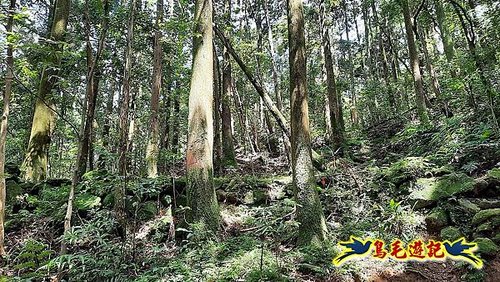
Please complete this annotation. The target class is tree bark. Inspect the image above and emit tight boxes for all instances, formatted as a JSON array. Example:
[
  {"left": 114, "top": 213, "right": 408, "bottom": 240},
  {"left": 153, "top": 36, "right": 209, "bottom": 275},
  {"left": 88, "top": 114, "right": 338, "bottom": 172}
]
[
  {"left": 186, "top": 0, "right": 219, "bottom": 232},
  {"left": 146, "top": 0, "right": 164, "bottom": 178},
  {"left": 62, "top": 0, "right": 109, "bottom": 253},
  {"left": 221, "top": 0, "right": 236, "bottom": 166},
  {"left": 400, "top": 0, "right": 429, "bottom": 125},
  {"left": 319, "top": 0, "right": 343, "bottom": 153},
  {"left": 22, "top": 0, "right": 70, "bottom": 182},
  {"left": 116, "top": 0, "right": 136, "bottom": 231},
  {"left": 213, "top": 46, "right": 222, "bottom": 173},
  {"left": 0, "top": 0, "right": 16, "bottom": 256},
  {"left": 287, "top": 0, "right": 327, "bottom": 246}
]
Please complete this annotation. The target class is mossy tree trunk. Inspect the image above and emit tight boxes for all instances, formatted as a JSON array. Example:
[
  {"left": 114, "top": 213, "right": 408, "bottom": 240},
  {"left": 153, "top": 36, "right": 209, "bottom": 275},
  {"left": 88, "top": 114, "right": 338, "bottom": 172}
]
[
  {"left": 287, "top": 0, "right": 327, "bottom": 246},
  {"left": 0, "top": 0, "right": 16, "bottom": 256},
  {"left": 146, "top": 0, "right": 164, "bottom": 178},
  {"left": 186, "top": 0, "right": 219, "bottom": 232},
  {"left": 400, "top": 0, "right": 429, "bottom": 125},
  {"left": 22, "top": 0, "right": 70, "bottom": 182}
]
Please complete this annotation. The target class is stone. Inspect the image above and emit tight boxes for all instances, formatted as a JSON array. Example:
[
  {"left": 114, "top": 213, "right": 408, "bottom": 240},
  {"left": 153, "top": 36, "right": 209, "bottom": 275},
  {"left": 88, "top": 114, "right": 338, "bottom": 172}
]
[
  {"left": 410, "top": 173, "right": 475, "bottom": 208},
  {"left": 6, "top": 180, "right": 23, "bottom": 202},
  {"left": 471, "top": 198, "right": 500, "bottom": 209},
  {"left": 474, "top": 237, "right": 499, "bottom": 256},
  {"left": 425, "top": 208, "right": 449, "bottom": 233},
  {"left": 440, "top": 226, "right": 463, "bottom": 241},
  {"left": 457, "top": 198, "right": 480, "bottom": 214},
  {"left": 472, "top": 208, "right": 500, "bottom": 225}
]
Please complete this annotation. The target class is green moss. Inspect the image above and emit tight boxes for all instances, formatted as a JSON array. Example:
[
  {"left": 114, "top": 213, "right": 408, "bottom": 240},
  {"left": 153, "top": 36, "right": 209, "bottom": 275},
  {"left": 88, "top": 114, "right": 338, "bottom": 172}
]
[
  {"left": 458, "top": 198, "right": 481, "bottom": 214},
  {"left": 6, "top": 180, "right": 22, "bottom": 202},
  {"left": 425, "top": 208, "right": 449, "bottom": 232},
  {"left": 474, "top": 237, "right": 499, "bottom": 255},
  {"left": 410, "top": 173, "right": 475, "bottom": 205},
  {"left": 471, "top": 208, "right": 500, "bottom": 225},
  {"left": 186, "top": 167, "right": 219, "bottom": 232},
  {"left": 493, "top": 233, "right": 500, "bottom": 244},
  {"left": 487, "top": 168, "right": 500, "bottom": 180},
  {"left": 382, "top": 157, "right": 432, "bottom": 184},
  {"left": 440, "top": 226, "right": 463, "bottom": 241}
]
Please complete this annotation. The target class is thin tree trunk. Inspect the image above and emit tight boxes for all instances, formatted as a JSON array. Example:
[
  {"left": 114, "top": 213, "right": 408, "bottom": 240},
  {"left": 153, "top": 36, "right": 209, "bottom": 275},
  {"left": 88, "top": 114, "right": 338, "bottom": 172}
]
[
  {"left": 418, "top": 25, "right": 452, "bottom": 117},
  {"left": 319, "top": 0, "right": 343, "bottom": 153},
  {"left": 288, "top": 0, "right": 327, "bottom": 246},
  {"left": 116, "top": 0, "right": 136, "bottom": 232},
  {"left": 0, "top": 0, "right": 16, "bottom": 256},
  {"left": 400, "top": 0, "right": 429, "bottom": 125},
  {"left": 213, "top": 47, "right": 222, "bottom": 173},
  {"left": 221, "top": 0, "right": 236, "bottom": 166},
  {"left": 62, "top": 0, "right": 109, "bottom": 253},
  {"left": 146, "top": 0, "right": 164, "bottom": 178},
  {"left": 22, "top": 0, "right": 70, "bottom": 182}
]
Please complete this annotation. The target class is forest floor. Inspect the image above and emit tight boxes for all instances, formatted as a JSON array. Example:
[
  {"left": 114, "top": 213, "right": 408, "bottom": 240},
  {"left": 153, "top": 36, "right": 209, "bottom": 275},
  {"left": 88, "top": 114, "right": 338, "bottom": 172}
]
[{"left": 2, "top": 113, "right": 500, "bottom": 281}]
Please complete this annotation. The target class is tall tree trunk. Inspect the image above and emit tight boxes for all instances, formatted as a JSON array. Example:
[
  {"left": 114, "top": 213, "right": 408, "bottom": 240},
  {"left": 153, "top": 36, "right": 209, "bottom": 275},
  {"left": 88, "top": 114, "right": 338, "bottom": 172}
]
[
  {"left": 171, "top": 87, "right": 180, "bottom": 154},
  {"left": 116, "top": 0, "right": 136, "bottom": 231},
  {"left": 400, "top": 0, "right": 429, "bottom": 125},
  {"left": 186, "top": 0, "right": 219, "bottom": 232},
  {"left": 215, "top": 26, "right": 325, "bottom": 170},
  {"left": 220, "top": 0, "right": 236, "bottom": 166},
  {"left": 434, "top": 0, "right": 456, "bottom": 73},
  {"left": 146, "top": 0, "right": 164, "bottom": 178},
  {"left": 343, "top": 1, "right": 358, "bottom": 127},
  {"left": 99, "top": 78, "right": 115, "bottom": 170},
  {"left": 449, "top": 0, "right": 498, "bottom": 130},
  {"left": 319, "top": 0, "right": 343, "bottom": 153},
  {"left": 0, "top": 0, "right": 16, "bottom": 256},
  {"left": 287, "top": 0, "right": 327, "bottom": 246},
  {"left": 22, "top": 0, "right": 70, "bottom": 182},
  {"left": 213, "top": 47, "right": 222, "bottom": 174},
  {"left": 418, "top": 25, "right": 452, "bottom": 117},
  {"left": 62, "top": 0, "right": 109, "bottom": 253}
]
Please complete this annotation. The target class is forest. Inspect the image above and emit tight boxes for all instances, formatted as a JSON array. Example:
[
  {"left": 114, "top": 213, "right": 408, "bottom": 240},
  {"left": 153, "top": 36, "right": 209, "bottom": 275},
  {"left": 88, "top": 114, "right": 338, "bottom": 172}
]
[{"left": 0, "top": 0, "right": 499, "bottom": 280}]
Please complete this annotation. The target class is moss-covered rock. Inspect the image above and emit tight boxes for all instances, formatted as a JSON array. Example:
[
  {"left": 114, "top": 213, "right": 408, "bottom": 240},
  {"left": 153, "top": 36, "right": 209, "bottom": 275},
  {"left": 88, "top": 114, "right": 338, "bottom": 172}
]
[
  {"left": 425, "top": 209, "right": 449, "bottom": 233},
  {"left": 474, "top": 237, "right": 499, "bottom": 256},
  {"left": 382, "top": 157, "right": 433, "bottom": 185},
  {"left": 471, "top": 208, "right": 500, "bottom": 225},
  {"left": 471, "top": 198, "right": 500, "bottom": 209},
  {"left": 475, "top": 217, "right": 500, "bottom": 232},
  {"left": 410, "top": 173, "right": 475, "bottom": 208},
  {"left": 457, "top": 198, "right": 481, "bottom": 214},
  {"left": 487, "top": 168, "right": 500, "bottom": 180},
  {"left": 6, "top": 180, "right": 23, "bottom": 202},
  {"left": 440, "top": 226, "right": 463, "bottom": 241},
  {"left": 493, "top": 233, "right": 500, "bottom": 244}
]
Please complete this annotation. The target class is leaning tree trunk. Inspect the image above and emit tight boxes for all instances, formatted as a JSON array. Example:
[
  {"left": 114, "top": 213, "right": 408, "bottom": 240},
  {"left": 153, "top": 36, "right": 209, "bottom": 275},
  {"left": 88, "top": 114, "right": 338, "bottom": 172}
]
[
  {"left": 400, "top": 0, "right": 429, "bottom": 125},
  {"left": 287, "top": 0, "right": 327, "bottom": 246},
  {"left": 22, "top": 0, "right": 70, "bottom": 182},
  {"left": 146, "top": 0, "right": 164, "bottom": 178},
  {"left": 0, "top": 0, "right": 16, "bottom": 256},
  {"left": 186, "top": 0, "right": 219, "bottom": 232}
]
